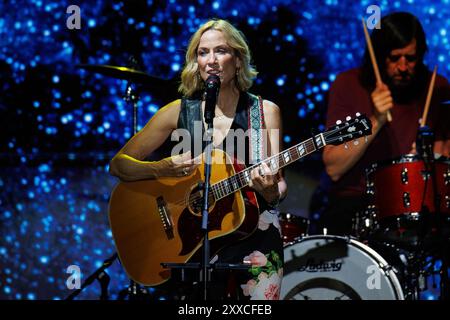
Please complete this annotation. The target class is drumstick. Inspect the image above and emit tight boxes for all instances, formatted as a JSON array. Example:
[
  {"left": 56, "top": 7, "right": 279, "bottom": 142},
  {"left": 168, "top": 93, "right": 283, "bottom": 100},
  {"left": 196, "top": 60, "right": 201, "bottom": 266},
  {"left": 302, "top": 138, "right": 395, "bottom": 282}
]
[
  {"left": 420, "top": 65, "right": 437, "bottom": 127},
  {"left": 362, "top": 18, "right": 393, "bottom": 122}
]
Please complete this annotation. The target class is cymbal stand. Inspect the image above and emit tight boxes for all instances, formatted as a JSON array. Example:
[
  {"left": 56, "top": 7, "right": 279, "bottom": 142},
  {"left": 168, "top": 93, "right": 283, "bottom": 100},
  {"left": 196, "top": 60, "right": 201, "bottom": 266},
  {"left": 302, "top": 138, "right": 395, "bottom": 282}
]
[
  {"left": 416, "top": 125, "right": 450, "bottom": 300},
  {"left": 405, "top": 248, "right": 429, "bottom": 300},
  {"left": 123, "top": 80, "right": 139, "bottom": 135},
  {"left": 121, "top": 57, "right": 143, "bottom": 295},
  {"left": 123, "top": 56, "right": 141, "bottom": 135}
]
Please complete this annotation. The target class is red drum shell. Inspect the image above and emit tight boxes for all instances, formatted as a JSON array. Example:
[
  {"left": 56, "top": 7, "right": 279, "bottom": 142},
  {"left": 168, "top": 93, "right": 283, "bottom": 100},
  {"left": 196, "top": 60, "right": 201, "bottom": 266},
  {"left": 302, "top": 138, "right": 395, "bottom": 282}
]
[
  {"left": 366, "top": 155, "right": 449, "bottom": 220},
  {"left": 279, "top": 213, "right": 309, "bottom": 245}
]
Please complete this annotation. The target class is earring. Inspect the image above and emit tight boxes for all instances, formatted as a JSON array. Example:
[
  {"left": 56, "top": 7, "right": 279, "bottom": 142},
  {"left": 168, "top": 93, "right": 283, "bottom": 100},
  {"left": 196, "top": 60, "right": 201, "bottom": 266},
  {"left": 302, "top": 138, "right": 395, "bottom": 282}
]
[{"left": 235, "top": 68, "right": 240, "bottom": 76}]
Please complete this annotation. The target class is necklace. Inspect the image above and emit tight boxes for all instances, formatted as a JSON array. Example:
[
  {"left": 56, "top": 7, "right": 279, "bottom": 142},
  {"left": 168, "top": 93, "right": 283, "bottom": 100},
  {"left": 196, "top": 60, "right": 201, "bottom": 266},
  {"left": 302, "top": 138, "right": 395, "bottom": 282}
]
[{"left": 209, "top": 92, "right": 239, "bottom": 119}]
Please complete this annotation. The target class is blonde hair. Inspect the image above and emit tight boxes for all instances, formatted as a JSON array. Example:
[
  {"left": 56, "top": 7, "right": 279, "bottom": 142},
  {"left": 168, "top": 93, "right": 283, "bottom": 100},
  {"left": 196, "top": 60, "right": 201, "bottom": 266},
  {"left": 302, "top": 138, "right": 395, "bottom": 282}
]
[{"left": 178, "top": 19, "right": 258, "bottom": 97}]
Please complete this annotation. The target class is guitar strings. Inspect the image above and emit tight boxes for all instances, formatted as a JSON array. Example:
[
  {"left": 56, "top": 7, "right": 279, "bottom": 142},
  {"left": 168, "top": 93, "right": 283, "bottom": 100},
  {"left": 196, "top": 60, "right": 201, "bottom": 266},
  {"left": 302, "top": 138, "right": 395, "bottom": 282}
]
[
  {"left": 183, "top": 139, "right": 318, "bottom": 207},
  {"left": 193, "top": 122, "right": 359, "bottom": 203},
  {"left": 163, "top": 124, "right": 356, "bottom": 210},
  {"left": 210, "top": 121, "right": 352, "bottom": 198}
]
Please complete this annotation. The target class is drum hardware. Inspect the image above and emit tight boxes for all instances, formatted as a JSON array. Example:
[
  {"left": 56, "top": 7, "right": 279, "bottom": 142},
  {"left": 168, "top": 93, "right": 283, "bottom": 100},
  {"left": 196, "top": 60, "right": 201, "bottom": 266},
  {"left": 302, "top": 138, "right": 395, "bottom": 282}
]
[
  {"left": 123, "top": 57, "right": 141, "bottom": 136},
  {"left": 366, "top": 220, "right": 450, "bottom": 300},
  {"left": 444, "top": 170, "right": 449, "bottom": 186},
  {"left": 365, "top": 175, "right": 375, "bottom": 196},
  {"left": 408, "top": 250, "right": 443, "bottom": 298},
  {"left": 365, "top": 238, "right": 441, "bottom": 300},
  {"left": 421, "top": 170, "right": 432, "bottom": 181},
  {"left": 379, "top": 262, "right": 397, "bottom": 274},
  {"left": 401, "top": 168, "right": 408, "bottom": 184},
  {"left": 418, "top": 270, "right": 427, "bottom": 291},
  {"left": 352, "top": 206, "right": 379, "bottom": 240},
  {"left": 416, "top": 125, "right": 450, "bottom": 299},
  {"left": 354, "top": 200, "right": 449, "bottom": 300},
  {"left": 403, "top": 192, "right": 411, "bottom": 208},
  {"left": 279, "top": 212, "right": 310, "bottom": 245}
]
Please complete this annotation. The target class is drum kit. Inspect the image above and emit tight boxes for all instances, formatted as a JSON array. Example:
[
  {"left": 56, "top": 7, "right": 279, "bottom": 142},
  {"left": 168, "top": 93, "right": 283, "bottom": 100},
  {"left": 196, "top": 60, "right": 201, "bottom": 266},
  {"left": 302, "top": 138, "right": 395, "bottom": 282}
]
[
  {"left": 280, "top": 61, "right": 449, "bottom": 300},
  {"left": 279, "top": 153, "right": 450, "bottom": 300}
]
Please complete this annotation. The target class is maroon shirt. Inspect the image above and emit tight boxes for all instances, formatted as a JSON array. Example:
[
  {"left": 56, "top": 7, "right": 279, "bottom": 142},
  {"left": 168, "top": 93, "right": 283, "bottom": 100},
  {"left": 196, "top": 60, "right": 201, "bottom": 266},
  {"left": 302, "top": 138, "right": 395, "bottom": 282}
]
[{"left": 325, "top": 68, "right": 450, "bottom": 196}]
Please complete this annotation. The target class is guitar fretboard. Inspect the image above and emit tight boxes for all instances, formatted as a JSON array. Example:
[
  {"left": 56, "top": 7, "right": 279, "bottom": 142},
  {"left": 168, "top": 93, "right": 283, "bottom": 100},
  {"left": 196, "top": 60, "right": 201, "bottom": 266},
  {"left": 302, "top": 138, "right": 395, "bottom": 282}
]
[{"left": 211, "top": 133, "right": 325, "bottom": 200}]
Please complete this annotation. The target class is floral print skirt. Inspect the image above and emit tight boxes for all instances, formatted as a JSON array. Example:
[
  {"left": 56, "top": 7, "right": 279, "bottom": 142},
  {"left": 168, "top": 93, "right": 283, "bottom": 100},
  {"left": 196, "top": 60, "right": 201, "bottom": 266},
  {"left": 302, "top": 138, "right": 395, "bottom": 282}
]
[{"left": 211, "top": 210, "right": 284, "bottom": 300}]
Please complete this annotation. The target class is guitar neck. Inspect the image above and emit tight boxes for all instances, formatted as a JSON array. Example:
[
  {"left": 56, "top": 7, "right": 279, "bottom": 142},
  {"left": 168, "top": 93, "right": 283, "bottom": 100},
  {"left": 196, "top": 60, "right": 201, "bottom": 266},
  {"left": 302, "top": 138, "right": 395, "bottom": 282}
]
[{"left": 212, "top": 133, "right": 326, "bottom": 201}]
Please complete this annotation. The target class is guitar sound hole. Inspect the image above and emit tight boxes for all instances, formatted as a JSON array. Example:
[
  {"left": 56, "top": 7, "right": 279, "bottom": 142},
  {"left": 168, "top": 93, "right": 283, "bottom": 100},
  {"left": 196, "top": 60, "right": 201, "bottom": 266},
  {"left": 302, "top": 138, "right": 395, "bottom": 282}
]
[{"left": 188, "top": 185, "right": 215, "bottom": 216}]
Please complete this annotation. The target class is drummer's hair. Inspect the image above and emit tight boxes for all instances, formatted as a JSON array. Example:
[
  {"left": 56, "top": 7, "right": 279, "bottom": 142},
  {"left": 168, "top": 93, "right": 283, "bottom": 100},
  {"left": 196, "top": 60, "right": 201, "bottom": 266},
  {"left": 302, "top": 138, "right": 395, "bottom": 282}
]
[
  {"left": 360, "top": 12, "right": 428, "bottom": 91},
  {"left": 179, "top": 19, "right": 258, "bottom": 97}
]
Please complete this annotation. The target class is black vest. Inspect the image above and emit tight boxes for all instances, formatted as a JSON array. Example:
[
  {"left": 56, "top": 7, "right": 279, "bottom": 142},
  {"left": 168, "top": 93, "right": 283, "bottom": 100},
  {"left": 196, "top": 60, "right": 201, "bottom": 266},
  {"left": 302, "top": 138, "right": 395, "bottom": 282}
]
[{"left": 177, "top": 92, "right": 261, "bottom": 166}]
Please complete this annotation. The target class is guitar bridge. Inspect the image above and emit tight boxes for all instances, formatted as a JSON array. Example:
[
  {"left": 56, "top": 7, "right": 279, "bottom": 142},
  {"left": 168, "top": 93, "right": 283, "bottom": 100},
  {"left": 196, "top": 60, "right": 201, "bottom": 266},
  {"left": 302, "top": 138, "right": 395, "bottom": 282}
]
[{"left": 157, "top": 196, "right": 174, "bottom": 239}]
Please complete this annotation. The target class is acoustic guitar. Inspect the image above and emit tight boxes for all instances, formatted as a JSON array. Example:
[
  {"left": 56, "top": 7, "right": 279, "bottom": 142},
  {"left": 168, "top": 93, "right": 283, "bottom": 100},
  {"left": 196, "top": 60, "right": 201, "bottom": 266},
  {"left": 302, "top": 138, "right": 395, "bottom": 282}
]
[{"left": 108, "top": 113, "right": 372, "bottom": 286}]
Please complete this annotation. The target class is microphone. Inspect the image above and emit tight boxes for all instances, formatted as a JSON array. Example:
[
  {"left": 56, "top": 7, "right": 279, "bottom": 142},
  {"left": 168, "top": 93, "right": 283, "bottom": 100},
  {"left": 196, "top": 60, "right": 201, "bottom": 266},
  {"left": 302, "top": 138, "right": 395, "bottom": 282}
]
[{"left": 204, "top": 74, "right": 221, "bottom": 124}]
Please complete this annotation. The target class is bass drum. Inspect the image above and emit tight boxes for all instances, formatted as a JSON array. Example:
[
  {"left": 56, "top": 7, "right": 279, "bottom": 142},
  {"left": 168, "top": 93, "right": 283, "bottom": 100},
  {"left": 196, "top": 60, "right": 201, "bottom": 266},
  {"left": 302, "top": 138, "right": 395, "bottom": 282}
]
[{"left": 281, "top": 235, "right": 404, "bottom": 300}]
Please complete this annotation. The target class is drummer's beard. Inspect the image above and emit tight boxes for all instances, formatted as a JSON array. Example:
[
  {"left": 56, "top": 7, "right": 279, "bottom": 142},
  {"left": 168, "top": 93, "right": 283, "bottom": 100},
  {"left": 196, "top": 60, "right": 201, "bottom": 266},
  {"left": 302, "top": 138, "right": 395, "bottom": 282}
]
[{"left": 386, "top": 71, "right": 419, "bottom": 104}]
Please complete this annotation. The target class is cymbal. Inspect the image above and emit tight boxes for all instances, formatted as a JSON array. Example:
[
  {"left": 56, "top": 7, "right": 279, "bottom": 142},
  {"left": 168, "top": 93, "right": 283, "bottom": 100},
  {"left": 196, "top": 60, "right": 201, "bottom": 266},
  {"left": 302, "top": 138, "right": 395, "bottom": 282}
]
[{"left": 77, "top": 64, "right": 171, "bottom": 86}]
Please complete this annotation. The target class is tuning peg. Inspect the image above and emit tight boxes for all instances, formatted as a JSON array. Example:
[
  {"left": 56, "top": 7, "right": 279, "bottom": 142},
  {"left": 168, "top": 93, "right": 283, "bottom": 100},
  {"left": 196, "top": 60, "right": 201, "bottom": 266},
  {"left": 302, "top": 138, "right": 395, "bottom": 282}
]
[
  {"left": 346, "top": 116, "right": 351, "bottom": 121},
  {"left": 336, "top": 120, "right": 342, "bottom": 125},
  {"left": 356, "top": 112, "right": 361, "bottom": 117}
]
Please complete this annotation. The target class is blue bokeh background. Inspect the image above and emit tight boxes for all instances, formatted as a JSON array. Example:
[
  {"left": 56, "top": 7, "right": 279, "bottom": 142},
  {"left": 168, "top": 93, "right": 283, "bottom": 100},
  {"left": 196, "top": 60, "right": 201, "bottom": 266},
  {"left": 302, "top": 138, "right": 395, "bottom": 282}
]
[{"left": 1, "top": 0, "right": 449, "bottom": 300}]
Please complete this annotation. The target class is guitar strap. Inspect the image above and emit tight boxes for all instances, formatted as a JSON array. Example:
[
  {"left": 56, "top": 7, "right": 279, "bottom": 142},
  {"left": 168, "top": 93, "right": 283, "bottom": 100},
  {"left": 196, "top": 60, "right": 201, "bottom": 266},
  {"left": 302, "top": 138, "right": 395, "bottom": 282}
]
[
  {"left": 247, "top": 94, "right": 265, "bottom": 164},
  {"left": 178, "top": 96, "right": 203, "bottom": 158}
]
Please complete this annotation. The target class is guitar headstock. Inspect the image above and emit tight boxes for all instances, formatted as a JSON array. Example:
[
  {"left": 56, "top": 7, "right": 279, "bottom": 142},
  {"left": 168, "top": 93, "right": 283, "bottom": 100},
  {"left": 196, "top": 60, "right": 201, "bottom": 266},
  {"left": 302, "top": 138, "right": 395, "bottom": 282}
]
[{"left": 323, "top": 113, "right": 372, "bottom": 146}]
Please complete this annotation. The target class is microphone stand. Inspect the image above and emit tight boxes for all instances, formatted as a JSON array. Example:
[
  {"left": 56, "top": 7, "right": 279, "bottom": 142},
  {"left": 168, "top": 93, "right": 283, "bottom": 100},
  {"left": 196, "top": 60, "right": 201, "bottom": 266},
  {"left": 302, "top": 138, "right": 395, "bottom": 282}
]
[
  {"left": 160, "top": 88, "right": 217, "bottom": 301},
  {"left": 416, "top": 126, "right": 449, "bottom": 300},
  {"left": 201, "top": 114, "right": 214, "bottom": 300}
]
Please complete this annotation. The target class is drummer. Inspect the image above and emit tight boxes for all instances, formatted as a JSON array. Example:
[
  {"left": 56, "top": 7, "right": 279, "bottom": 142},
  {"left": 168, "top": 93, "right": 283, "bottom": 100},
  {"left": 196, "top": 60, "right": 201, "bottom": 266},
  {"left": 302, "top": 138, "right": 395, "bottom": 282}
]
[{"left": 317, "top": 12, "right": 450, "bottom": 235}]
